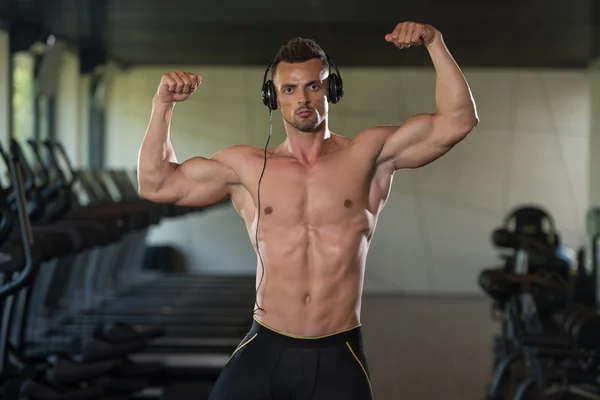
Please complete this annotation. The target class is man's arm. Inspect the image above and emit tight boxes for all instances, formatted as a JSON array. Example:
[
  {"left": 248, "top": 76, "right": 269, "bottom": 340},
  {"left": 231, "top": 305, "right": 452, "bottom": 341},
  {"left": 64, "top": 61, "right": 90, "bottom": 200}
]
[
  {"left": 375, "top": 22, "right": 479, "bottom": 170},
  {"left": 137, "top": 73, "right": 241, "bottom": 207}
]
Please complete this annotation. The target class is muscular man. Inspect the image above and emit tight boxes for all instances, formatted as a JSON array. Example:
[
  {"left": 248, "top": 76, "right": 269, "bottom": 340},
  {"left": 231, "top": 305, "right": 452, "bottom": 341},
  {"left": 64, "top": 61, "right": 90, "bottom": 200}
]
[{"left": 138, "top": 21, "right": 478, "bottom": 400}]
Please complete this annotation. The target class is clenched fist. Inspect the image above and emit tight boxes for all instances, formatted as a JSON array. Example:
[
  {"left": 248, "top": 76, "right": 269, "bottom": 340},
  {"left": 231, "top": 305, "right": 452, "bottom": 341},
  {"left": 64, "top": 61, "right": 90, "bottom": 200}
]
[
  {"left": 156, "top": 71, "right": 202, "bottom": 104},
  {"left": 385, "top": 22, "right": 439, "bottom": 49}
]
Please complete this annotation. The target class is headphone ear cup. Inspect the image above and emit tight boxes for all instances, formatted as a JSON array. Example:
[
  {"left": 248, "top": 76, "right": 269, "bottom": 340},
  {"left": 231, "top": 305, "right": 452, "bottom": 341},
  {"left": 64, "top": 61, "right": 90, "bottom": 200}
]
[
  {"left": 336, "top": 75, "right": 344, "bottom": 101},
  {"left": 328, "top": 74, "right": 338, "bottom": 104},
  {"left": 328, "top": 73, "right": 343, "bottom": 104},
  {"left": 262, "top": 80, "right": 278, "bottom": 110}
]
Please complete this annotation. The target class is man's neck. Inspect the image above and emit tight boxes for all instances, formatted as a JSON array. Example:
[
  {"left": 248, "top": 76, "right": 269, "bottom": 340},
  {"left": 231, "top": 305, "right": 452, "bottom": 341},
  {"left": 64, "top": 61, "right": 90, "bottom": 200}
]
[{"left": 283, "top": 126, "right": 331, "bottom": 164}]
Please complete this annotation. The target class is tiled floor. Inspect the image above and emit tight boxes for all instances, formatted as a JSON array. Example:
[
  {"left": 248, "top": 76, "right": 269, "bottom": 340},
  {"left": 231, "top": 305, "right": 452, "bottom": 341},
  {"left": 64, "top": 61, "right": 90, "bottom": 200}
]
[{"left": 360, "top": 295, "right": 499, "bottom": 400}]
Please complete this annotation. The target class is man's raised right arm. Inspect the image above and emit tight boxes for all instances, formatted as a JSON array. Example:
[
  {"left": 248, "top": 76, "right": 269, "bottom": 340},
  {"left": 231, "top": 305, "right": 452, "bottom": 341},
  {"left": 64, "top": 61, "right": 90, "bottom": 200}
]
[{"left": 137, "top": 71, "right": 241, "bottom": 208}]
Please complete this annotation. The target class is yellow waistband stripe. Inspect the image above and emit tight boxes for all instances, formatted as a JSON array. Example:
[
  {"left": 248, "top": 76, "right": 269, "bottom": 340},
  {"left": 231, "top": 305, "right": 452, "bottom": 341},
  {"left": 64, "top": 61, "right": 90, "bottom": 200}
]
[{"left": 253, "top": 316, "right": 361, "bottom": 339}]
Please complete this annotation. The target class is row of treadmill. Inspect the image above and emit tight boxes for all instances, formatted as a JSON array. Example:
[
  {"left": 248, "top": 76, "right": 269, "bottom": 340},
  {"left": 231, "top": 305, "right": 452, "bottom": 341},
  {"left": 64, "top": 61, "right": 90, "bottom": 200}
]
[
  {"left": 480, "top": 205, "right": 600, "bottom": 399},
  {"left": 0, "top": 137, "right": 258, "bottom": 400}
]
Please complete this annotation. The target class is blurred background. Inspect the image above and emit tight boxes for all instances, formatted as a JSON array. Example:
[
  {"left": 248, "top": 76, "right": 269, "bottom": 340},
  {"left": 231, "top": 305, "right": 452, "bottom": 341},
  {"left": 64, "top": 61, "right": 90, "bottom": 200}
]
[{"left": 0, "top": 0, "right": 598, "bottom": 399}]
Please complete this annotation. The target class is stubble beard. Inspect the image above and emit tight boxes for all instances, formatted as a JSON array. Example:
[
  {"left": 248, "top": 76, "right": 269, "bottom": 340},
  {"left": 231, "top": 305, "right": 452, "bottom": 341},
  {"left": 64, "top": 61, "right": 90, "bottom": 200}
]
[{"left": 285, "top": 111, "right": 321, "bottom": 133}]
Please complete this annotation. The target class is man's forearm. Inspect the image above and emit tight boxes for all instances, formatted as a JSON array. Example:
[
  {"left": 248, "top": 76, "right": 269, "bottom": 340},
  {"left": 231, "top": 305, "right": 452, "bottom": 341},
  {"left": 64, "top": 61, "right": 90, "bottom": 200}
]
[
  {"left": 137, "top": 97, "right": 179, "bottom": 194},
  {"left": 425, "top": 36, "right": 478, "bottom": 125}
]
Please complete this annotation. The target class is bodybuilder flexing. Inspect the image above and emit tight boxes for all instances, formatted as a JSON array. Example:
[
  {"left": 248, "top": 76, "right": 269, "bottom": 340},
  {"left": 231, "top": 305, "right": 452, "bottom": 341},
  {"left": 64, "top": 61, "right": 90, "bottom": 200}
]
[{"left": 137, "top": 21, "right": 478, "bottom": 400}]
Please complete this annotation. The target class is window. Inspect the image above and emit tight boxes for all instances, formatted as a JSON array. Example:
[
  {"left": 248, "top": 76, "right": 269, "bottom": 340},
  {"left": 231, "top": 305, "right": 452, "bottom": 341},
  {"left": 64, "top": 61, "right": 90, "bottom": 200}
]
[{"left": 12, "top": 52, "right": 34, "bottom": 142}]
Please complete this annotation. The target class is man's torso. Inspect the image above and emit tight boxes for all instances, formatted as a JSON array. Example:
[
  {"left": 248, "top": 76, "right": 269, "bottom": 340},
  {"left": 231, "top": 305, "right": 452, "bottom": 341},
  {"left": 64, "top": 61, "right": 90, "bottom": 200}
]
[{"left": 226, "top": 131, "right": 394, "bottom": 336}]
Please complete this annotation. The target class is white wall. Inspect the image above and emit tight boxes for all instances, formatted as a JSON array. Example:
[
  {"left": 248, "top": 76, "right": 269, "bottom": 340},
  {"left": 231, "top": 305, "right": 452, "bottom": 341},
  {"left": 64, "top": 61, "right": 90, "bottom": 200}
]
[
  {"left": 106, "top": 65, "right": 590, "bottom": 295},
  {"left": 589, "top": 61, "right": 600, "bottom": 206},
  {"left": 55, "top": 50, "right": 83, "bottom": 166}
]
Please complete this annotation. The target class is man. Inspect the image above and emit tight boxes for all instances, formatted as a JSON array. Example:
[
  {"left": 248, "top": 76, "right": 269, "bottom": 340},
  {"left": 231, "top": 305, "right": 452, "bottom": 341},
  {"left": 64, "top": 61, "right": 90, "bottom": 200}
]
[{"left": 138, "top": 21, "right": 478, "bottom": 400}]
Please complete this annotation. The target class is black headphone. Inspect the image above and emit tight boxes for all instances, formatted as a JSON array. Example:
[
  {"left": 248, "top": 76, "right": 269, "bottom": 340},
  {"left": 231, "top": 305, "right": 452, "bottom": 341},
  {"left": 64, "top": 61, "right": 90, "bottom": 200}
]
[{"left": 261, "top": 54, "right": 344, "bottom": 111}]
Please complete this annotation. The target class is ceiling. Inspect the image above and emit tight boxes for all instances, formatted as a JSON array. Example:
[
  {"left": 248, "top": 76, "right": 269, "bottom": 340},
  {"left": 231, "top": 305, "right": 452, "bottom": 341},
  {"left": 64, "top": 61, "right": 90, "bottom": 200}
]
[{"left": 2, "top": 0, "right": 596, "bottom": 68}]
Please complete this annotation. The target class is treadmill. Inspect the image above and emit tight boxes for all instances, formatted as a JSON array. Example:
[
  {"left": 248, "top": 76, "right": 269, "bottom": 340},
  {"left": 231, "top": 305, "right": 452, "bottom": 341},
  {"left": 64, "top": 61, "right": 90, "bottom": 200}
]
[
  {"left": 4, "top": 139, "right": 223, "bottom": 399},
  {"left": 15, "top": 140, "right": 254, "bottom": 384}
]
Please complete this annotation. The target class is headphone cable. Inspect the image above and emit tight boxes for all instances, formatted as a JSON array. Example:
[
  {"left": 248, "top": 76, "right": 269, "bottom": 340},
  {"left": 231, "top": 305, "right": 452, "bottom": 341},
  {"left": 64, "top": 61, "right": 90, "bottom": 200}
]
[{"left": 254, "top": 109, "right": 272, "bottom": 315}]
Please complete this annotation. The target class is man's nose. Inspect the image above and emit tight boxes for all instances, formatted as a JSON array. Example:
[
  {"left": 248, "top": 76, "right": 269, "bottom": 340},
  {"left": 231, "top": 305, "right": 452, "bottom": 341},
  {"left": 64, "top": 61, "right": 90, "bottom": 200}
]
[{"left": 297, "top": 90, "right": 310, "bottom": 104}]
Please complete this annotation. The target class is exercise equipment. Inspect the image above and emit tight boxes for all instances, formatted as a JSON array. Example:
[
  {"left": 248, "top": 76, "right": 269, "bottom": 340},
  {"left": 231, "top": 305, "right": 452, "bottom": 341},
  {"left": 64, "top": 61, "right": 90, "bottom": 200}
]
[
  {"left": 586, "top": 208, "right": 600, "bottom": 306},
  {"left": 480, "top": 207, "right": 600, "bottom": 400},
  {"left": 0, "top": 137, "right": 260, "bottom": 400},
  {"left": 502, "top": 205, "right": 559, "bottom": 247}
]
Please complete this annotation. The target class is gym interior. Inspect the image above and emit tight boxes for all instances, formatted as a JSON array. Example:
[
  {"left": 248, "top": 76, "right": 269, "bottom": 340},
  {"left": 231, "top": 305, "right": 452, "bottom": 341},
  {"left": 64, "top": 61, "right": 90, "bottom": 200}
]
[{"left": 0, "top": 0, "right": 598, "bottom": 399}]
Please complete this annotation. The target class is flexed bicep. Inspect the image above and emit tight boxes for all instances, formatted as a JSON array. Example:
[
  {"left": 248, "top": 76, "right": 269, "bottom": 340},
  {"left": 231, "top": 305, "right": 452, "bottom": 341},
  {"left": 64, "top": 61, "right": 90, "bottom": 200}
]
[
  {"left": 171, "top": 156, "right": 240, "bottom": 207},
  {"left": 141, "top": 147, "right": 243, "bottom": 208},
  {"left": 375, "top": 113, "right": 471, "bottom": 170}
]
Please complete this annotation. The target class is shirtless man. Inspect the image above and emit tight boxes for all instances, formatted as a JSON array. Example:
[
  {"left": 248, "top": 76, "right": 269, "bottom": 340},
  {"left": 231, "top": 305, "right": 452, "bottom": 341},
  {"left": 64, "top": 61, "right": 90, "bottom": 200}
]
[{"left": 138, "top": 21, "right": 478, "bottom": 400}]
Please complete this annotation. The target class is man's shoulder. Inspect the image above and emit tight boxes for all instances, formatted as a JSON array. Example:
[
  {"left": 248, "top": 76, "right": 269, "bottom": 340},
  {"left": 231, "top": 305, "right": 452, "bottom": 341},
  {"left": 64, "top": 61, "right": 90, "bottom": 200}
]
[
  {"left": 353, "top": 126, "right": 396, "bottom": 142},
  {"left": 349, "top": 126, "right": 397, "bottom": 154},
  {"left": 213, "top": 144, "right": 262, "bottom": 160},
  {"left": 209, "top": 145, "right": 268, "bottom": 173}
]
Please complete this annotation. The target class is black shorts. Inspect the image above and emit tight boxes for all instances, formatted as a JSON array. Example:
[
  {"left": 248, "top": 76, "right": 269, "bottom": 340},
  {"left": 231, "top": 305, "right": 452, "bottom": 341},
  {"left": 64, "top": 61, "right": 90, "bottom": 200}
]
[{"left": 208, "top": 317, "right": 374, "bottom": 400}]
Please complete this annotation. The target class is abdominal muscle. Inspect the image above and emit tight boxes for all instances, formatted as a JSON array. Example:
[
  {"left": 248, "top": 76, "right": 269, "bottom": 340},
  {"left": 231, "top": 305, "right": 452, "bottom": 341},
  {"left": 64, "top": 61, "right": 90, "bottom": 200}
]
[{"left": 252, "top": 223, "right": 369, "bottom": 337}]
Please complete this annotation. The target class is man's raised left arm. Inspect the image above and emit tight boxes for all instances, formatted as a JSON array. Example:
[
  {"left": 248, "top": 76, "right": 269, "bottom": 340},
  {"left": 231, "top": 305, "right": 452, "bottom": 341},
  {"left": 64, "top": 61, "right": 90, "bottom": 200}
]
[{"left": 374, "top": 22, "right": 479, "bottom": 170}]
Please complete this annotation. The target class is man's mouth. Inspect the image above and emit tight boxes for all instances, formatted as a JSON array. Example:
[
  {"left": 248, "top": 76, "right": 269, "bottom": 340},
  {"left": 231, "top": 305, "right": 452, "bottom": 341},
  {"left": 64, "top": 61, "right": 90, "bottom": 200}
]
[{"left": 297, "top": 109, "right": 313, "bottom": 117}]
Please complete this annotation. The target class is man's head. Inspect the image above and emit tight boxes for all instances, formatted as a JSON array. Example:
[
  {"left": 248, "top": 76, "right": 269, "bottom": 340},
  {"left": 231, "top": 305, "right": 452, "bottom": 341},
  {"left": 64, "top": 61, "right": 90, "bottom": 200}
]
[{"left": 271, "top": 37, "right": 331, "bottom": 133}]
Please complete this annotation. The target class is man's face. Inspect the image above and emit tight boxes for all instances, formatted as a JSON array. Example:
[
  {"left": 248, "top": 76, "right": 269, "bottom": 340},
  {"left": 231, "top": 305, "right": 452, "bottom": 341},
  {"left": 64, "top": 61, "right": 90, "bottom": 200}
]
[{"left": 274, "top": 58, "right": 329, "bottom": 133}]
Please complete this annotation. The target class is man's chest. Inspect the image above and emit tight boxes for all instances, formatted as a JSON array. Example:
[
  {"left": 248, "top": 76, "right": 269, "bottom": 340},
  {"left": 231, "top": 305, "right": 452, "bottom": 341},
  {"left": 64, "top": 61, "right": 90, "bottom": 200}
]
[{"left": 234, "top": 152, "right": 378, "bottom": 224}]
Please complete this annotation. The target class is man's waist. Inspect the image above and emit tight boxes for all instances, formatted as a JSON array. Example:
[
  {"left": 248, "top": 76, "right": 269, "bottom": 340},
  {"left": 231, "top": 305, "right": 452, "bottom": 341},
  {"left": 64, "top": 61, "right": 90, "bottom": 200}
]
[{"left": 249, "top": 316, "right": 362, "bottom": 348}]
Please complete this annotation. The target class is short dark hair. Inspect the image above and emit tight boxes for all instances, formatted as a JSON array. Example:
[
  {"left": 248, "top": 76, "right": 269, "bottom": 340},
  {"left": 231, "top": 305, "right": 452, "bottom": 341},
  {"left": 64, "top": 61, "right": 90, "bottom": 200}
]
[{"left": 271, "top": 37, "right": 328, "bottom": 80}]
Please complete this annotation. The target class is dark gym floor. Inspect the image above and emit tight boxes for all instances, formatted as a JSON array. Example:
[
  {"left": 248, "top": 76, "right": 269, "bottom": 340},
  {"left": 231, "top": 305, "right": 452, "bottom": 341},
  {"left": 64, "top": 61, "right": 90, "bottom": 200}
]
[{"left": 360, "top": 295, "right": 498, "bottom": 399}]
